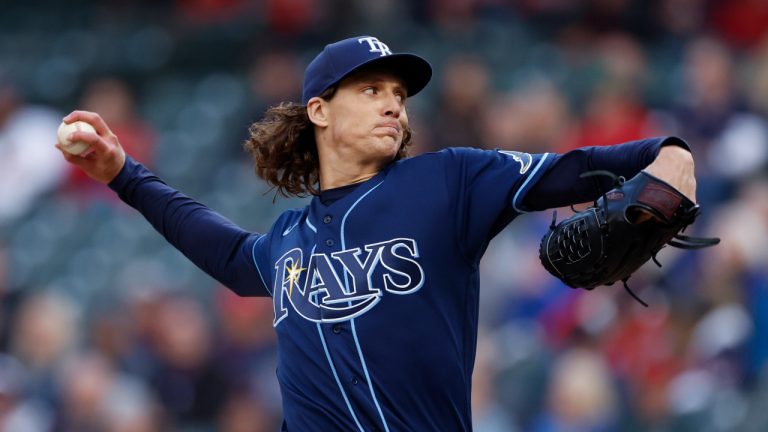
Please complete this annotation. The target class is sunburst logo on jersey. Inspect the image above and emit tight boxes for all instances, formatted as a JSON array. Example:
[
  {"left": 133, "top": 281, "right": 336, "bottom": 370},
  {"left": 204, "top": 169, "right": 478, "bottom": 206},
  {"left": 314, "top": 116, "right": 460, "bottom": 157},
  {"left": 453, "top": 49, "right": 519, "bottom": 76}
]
[
  {"left": 284, "top": 261, "right": 306, "bottom": 297},
  {"left": 498, "top": 150, "right": 533, "bottom": 174}
]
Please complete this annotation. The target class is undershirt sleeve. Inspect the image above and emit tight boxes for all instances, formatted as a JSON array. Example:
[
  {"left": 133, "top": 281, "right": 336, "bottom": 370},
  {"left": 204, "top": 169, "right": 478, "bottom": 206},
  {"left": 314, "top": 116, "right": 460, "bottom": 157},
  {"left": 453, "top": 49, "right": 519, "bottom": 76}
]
[
  {"left": 522, "top": 137, "right": 690, "bottom": 211},
  {"left": 108, "top": 157, "right": 270, "bottom": 297}
]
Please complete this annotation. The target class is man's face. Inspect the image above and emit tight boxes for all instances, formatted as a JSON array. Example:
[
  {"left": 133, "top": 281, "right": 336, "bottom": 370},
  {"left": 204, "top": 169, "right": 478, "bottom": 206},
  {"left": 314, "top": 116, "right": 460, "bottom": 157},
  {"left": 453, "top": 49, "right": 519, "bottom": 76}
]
[{"left": 323, "top": 69, "right": 409, "bottom": 165}]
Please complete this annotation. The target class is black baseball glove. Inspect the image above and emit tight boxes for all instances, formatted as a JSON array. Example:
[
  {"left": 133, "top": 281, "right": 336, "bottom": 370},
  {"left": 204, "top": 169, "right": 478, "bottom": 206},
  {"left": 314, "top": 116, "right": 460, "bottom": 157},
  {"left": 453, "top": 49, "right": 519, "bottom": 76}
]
[{"left": 538, "top": 170, "right": 719, "bottom": 306}]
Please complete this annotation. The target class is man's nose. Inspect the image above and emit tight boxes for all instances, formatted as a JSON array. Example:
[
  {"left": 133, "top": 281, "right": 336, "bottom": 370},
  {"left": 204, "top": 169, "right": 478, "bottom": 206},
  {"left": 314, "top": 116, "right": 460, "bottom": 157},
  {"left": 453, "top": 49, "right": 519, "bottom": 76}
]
[{"left": 383, "top": 93, "right": 401, "bottom": 118}]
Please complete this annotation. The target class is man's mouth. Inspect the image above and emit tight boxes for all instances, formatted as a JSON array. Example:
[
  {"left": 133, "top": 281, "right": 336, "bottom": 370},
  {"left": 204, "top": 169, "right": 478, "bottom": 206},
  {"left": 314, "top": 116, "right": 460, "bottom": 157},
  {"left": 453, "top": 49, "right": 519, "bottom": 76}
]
[{"left": 377, "top": 122, "right": 401, "bottom": 134}]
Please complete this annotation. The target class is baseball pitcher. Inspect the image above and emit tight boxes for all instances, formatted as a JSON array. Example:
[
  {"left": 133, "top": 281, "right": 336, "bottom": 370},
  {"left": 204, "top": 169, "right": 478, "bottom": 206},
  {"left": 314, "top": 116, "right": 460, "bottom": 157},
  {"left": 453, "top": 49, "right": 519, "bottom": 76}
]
[{"left": 58, "top": 36, "right": 715, "bottom": 431}]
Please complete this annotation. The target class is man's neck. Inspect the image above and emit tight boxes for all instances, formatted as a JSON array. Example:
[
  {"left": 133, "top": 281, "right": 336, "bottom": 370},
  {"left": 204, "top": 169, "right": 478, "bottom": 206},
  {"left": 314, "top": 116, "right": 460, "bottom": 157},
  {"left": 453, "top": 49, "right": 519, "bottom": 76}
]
[
  {"left": 320, "top": 166, "right": 380, "bottom": 190},
  {"left": 317, "top": 145, "right": 389, "bottom": 190}
]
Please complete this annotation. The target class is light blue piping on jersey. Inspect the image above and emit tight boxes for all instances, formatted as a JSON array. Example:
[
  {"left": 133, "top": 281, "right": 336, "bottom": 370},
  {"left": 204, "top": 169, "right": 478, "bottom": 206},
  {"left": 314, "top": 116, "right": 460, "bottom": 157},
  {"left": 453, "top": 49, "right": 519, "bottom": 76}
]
[
  {"left": 311, "top": 241, "right": 365, "bottom": 432},
  {"left": 512, "top": 153, "right": 551, "bottom": 214},
  {"left": 340, "top": 180, "right": 391, "bottom": 432},
  {"left": 317, "top": 323, "right": 365, "bottom": 432},
  {"left": 251, "top": 235, "right": 271, "bottom": 296},
  {"left": 306, "top": 216, "right": 317, "bottom": 233}
]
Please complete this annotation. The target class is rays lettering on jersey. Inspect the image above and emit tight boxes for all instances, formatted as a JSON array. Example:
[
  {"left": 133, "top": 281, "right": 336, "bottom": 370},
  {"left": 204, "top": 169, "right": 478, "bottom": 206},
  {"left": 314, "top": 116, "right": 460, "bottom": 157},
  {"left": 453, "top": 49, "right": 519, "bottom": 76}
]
[{"left": 272, "top": 238, "right": 424, "bottom": 326}]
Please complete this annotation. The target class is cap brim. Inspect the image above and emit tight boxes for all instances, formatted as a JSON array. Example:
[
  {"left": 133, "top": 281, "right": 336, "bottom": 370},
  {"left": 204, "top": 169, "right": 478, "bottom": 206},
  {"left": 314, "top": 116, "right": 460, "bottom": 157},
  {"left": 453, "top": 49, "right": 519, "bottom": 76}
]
[{"left": 338, "top": 53, "right": 433, "bottom": 98}]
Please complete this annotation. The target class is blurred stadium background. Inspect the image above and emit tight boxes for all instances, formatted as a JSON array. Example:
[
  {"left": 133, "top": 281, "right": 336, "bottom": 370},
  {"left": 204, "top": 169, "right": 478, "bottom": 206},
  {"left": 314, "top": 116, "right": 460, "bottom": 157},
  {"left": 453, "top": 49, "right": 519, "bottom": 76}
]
[{"left": 1, "top": 0, "right": 767, "bottom": 431}]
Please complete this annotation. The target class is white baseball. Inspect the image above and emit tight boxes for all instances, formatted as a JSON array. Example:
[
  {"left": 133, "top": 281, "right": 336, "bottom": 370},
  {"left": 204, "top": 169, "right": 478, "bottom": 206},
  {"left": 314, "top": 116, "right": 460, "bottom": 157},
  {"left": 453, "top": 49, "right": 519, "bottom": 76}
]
[{"left": 57, "top": 120, "right": 96, "bottom": 155}]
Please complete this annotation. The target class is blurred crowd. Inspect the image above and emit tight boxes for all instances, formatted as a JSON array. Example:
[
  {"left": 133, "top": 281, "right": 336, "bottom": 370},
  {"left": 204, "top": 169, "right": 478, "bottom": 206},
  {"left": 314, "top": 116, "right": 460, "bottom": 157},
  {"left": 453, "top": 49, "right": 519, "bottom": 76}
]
[{"left": 1, "top": 0, "right": 767, "bottom": 431}]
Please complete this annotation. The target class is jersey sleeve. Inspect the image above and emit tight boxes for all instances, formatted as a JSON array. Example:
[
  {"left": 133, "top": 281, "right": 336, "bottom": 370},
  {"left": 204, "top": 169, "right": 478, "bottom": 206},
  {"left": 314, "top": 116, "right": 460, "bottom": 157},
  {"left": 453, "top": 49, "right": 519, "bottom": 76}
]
[
  {"left": 442, "top": 136, "right": 690, "bottom": 263},
  {"left": 442, "top": 147, "right": 556, "bottom": 263},
  {"left": 108, "top": 157, "right": 270, "bottom": 297}
]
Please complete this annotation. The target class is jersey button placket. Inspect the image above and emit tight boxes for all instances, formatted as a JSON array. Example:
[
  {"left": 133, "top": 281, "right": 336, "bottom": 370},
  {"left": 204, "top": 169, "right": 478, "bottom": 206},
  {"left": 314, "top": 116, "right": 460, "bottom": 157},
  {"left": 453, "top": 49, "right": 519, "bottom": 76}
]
[
  {"left": 325, "top": 239, "right": 334, "bottom": 246},
  {"left": 323, "top": 215, "right": 332, "bottom": 224}
]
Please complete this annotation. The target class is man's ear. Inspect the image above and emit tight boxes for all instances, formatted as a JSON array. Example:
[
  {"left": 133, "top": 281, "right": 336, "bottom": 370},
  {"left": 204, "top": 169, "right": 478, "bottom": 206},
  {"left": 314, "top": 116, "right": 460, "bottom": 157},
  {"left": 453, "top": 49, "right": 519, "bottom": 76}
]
[{"left": 307, "top": 97, "right": 329, "bottom": 127}]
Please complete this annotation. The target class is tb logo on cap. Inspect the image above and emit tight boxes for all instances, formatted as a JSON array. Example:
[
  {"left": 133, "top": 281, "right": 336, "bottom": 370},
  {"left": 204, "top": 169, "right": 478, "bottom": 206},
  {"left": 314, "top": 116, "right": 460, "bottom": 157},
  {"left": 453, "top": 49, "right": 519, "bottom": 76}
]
[{"left": 358, "top": 36, "right": 392, "bottom": 57}]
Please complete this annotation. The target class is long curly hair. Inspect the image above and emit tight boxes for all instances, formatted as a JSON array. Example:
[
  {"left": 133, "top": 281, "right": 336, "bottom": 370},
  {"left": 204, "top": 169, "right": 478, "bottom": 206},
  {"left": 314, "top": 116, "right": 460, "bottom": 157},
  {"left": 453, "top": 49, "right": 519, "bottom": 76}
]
[{"left": 244, "top": 86, "right": 413, "bottom": 198}]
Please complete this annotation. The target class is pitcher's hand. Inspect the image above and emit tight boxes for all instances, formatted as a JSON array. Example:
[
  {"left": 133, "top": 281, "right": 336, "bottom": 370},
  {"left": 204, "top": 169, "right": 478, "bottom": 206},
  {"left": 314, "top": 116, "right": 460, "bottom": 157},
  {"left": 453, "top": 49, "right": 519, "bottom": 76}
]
[
  {"left": 642, "top": 144, "right": 696, "bottom": 203},
  {"left": 56, "top": 110, "right": 126, "bottom": 184}
]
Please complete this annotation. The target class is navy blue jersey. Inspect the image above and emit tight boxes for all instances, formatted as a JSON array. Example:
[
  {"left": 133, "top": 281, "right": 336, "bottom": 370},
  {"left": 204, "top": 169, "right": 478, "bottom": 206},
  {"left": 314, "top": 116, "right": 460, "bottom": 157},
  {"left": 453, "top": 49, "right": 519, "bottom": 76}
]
[{"left": 110, "top": 137, "right": 687, "bottom": 431}]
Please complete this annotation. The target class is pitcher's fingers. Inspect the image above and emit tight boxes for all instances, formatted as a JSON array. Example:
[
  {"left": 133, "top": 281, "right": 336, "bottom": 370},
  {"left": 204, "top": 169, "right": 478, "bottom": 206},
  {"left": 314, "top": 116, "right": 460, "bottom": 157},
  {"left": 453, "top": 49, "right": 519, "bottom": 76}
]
[
  {"left": 56, "top": 143, "right": 91, "bottom": 167},
  {"left": 63, "top": 110, "right": 113, "bottom": 137},
  {"left": 81, "top": 147, "right": 97, "bottom": 159},
  {"left": 67, "top": 130, "right": 109, "bottom": 153},
  {"left": 634, "top": 212, "right": 655, "bottom": 223},
  {"left": 630, "top": 207, "right": 662, "bottom": 224}
]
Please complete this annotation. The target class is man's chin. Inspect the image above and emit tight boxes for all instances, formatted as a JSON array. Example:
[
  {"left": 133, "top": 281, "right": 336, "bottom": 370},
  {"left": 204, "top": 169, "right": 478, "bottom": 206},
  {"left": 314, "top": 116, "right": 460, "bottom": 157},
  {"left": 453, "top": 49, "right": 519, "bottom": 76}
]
[
  {"left": 373, "top": 136, "right": 401, "bottom": 151},
  {"left": 364, "top": 141, "right": 401, "bottom": 165}
]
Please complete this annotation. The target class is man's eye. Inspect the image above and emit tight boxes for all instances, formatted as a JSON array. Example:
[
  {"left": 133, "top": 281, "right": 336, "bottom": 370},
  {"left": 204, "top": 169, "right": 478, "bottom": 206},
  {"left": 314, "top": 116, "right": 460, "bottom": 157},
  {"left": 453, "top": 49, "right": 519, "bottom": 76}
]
[{"left": 363, "top": 87, "right": 376, "bottom": 95}]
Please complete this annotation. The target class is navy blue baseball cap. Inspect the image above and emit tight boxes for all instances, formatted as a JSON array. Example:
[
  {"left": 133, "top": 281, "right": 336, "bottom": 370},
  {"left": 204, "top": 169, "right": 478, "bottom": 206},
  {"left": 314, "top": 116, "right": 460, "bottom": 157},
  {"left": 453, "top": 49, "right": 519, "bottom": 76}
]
[{"left": 302, "top": 36, "right": 432, "bottom": 104}]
